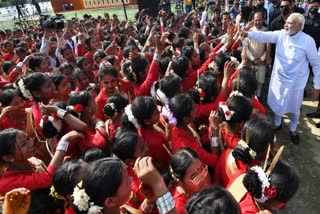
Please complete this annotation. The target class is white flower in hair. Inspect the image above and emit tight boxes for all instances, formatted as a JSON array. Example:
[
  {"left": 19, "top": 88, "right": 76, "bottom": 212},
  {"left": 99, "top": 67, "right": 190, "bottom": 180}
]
[
  {"left": 238, "top": 140, "right": 257, "bottom": 159},
  {"left": 88, "top": 204, "right": 103, "bottom": 214},
  {"left": 250, "top": 166, "right": 270, "bottom": 203},
  {"left": 17, "top": 79, "right": 33, "bottom": 100},
  {"left": 124, "top": 104, "right": 141, "bottom": 129},
  {"left": 156, "top": 89, "right": 169, "bottom": 105},
  {"left": 73, "top": 183, "right": 90, "bottom": 211}
]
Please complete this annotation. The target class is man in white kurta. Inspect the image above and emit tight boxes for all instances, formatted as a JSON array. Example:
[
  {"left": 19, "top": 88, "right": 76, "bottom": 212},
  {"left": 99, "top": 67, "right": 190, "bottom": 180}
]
[{"left": 242, "top": 13, "right": 320, "bottom": 144}]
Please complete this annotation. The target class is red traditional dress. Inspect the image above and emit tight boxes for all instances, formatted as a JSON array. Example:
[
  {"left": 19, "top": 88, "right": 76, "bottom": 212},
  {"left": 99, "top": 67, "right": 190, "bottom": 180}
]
[{"left": 172, "top": 187, "right": 189, "bottom": 214}]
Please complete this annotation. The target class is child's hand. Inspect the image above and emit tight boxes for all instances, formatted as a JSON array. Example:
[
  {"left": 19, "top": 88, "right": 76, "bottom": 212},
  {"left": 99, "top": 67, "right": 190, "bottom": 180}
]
[{"left": 3, "top": 188, "right": 31, "bottom": 214}]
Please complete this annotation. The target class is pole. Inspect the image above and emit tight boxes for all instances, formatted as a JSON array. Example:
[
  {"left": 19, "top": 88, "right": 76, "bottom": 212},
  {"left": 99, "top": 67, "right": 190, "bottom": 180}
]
[{"left": 121, "top": 0, "right": 128, "bottom": 20}]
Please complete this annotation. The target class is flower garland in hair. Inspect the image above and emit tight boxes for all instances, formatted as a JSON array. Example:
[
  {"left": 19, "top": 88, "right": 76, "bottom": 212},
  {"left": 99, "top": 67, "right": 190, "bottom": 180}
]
[
  {"left": 238, "top": 139, "right": 257, "bottom": 159},
  {"left": 208, "top": 62, "right": 219, "bottom": 72},
  {"left": 229, "top": 90, "right": 243, "bottom": 98},
  {"left": 124, "top": 104, "right": 141, "bottom": 129},
  {"left": 128, "top": 66, "right": 137, "bottom": 83},
  {"left": 156, "top": 89, "right": 169, "bottom": 105},
  {"left": 39, "top": 114, "right": 63, "bottom": 133},
  {"left": 219, "top": 101, "right": 234, "bottom": 121},
  {"left": 73, "top": 181, "right": 103, "bottom": 214},
  {"left": 248, "top": 166, "right": 277, "bottom": 203},
  {"left": 50, "top": 186, "right": 66, "bottom": 201},
  {"left": 67, "top": 104, "right": 84, "bottom": 117},
  {"left": 105, "top": 102, "right": 118, "bottom": 118},
  {"left": 17, "top": 79, "right": 33, "bottom": 100},
  {"left": 161, "top": 105, "right": 177, "bottom": 125}
]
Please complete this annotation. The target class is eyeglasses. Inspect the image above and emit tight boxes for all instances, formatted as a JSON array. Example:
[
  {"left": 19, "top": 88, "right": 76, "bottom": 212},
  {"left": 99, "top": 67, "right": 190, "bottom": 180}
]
[{"left": 188, "top": 165, "right": 208, "bottom": 185}]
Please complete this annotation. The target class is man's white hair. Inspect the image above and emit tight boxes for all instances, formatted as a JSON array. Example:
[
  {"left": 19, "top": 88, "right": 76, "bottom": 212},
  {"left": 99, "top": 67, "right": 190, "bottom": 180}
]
[{"left": 291, "top": 13, "right": 305, "bottom": 30}]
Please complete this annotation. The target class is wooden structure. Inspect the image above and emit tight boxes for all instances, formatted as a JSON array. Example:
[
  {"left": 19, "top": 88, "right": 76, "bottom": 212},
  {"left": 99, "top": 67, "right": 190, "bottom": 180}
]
[{"left": 51, "top": 0, "right": 134, "bottom": 13}]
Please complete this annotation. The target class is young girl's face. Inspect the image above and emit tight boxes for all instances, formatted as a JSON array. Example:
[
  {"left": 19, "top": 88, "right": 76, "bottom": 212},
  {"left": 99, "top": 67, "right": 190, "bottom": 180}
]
[
  {"left": 77, "top": 74, "right": 90, "bottom": 90},
  {"left": 183, "top": 159, "right": 211, "bottom": 193},
  {"left": 37, "top": 78, "right": 56, "bottom": 100},
  {"left": 89, "top": 39, "right": 97, "bottom": 51},
  {"left": 57, "top": 78, "right": 71, "bottom": 97},
  {"left": 10, "top": 95, "right": 25, "bottom": 111},
  {"left": 100, "top": 74, "right": 117, "bottom": 95},
  {"left": 82, "top": 59, "right": 92, "bottom": 72},
  {"left": 14, "top": 131, "right": 36, "bottom": 161},
  {"left": 37, "top": 58, "right": 51, "bottom": 73}
]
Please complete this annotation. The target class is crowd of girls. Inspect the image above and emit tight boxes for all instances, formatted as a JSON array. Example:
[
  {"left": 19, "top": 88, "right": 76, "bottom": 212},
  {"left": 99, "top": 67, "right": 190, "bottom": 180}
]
[{"left": 0, "top": 4, "right": 300, "bottom": 214}]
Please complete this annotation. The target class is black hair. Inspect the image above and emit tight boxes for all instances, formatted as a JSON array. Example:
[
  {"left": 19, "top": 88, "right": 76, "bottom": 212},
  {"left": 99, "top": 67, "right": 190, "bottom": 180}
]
[
  {"left": 243, "top": 160, "right": 299, "bottom": 203},
  {"left": 83, "top": 148, "right": 109, "bottom": 163},
  {"left": 105, "top": 55, "right": 117, "bottom": 65},
  {"left": 122, "top": 57, "right": 149, "bottom": 84},
  {"left": 77, "top": 56, "right": 90, "bottom": 69},
  {"left": 52, "top": 159, "right": 86, "bottom": 197},
  {"left": 186, "top": 186, "right": 241, "bottom": 214},
  {"left": 28, "top": 188, "right": 65, "bottom": 214},
  {"left": 59, "top": 62, "right": 74, "bottom": 74},
  {"left": 93, "top": 50, "right": 107, "bottom": 61},
  {"left": 0, "top": 89, "right": 17, "bottom": 107},
  {"left": 98, "top": 63, "right": 118, "bottom": 81},
  {"left": 0, "top": 128, "right": 20, "bottom": 161},
  {"left": 60, "top": 44, "right": 72, "bottom": 56},
  {"left": 27, "top": 54, "right": 45, "bottom": 72},
  {"left": 104, "top": 94, "right": 128, "bottom": 119},
  {"left": 217, "top": 96, "right": 252, "bottom": 129},
  {"left": 81, "top": 158, "right": 123, "bottom": 206},
  {"left": 170, "top": 147, "right": 198, "bottom": 180},
  {"left": 169, "top": 94, "right": 194, "bottom": 126},
  {"left": 121, "top": 96, "right": 157, "bottom": 129},
  {"left": 232, "top": 118, "right": 274, "bottom": 164},
  {"left": 84, "top": 36, "right": 95, "bottom": 51},
  {"left": 181, "top": 46, "right": 194, "bottom": 60},
  {"left": 2, "top": 61, "right": 15, "bottom": 74},
  {"left": 68, "top": 91, "right": 92, "bottom": 118},
  {"left": 172, "top": 37, "right": 185, "bottom": 50},
  {"left": 172, "top": 56, "right": 189, "bottom": 79},
  {"left": 178, "top": 27, "right": 191, "bottom": 38},
  {"left": 72, "top": 68, "right": 88, "bottom": 82},
  {"left": 113, "top": 132, "right": 140, "bottom": 161},
  {"left": 189, "top": 71, "right": 219, "bottom": 104},
  {"left": 86, "top": 85, "right": 100, "bottom": 95},
  {"left": 51, "top": 74, "right": 65, "bottom": 88},
  {"left": 232, "top": 73, "right": 257, "bottom": 98},
  {"left": 123, "top": 45, "right": 139, "bottom": 59},
  {"left": 213, "top": 54, "right": 231, "bottom": 72},
  {"left": 17, "top": 72, "right": 50, "bottom": 101},
  {"left": 159, "top": 57, "right": 171, "bottom": 75},
  {"left": 160, "top": 74, "right": 182, "bottom": 99}
]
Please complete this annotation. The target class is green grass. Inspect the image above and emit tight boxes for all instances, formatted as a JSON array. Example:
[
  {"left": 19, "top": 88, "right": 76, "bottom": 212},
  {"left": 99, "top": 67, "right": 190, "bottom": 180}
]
[{"left": 0, "top": 6, "right": 140, "bottom": 30}]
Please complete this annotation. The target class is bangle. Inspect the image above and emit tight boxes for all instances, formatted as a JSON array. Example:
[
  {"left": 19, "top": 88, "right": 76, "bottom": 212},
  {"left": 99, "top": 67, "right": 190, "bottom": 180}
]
[
  {"left": 156, "top": 192, "right": 175, "bottom": 214},
  {"left": 219, "top": 45, "right": 228, "bottom": 53},
  {"left": 57, "top": 109, "right": 67, "bottom": 119},
  {"left": 153, "top": 53, "right": 161, "bottom": 62},
  {"left": 17, "top": 62, "right": 23, "bottom": 69},
  {"left": 211, "top": 136, "right": 219, "bottom": 147},
  {"left": 56, "top": 139, "right": 69, "bottom": 152}
]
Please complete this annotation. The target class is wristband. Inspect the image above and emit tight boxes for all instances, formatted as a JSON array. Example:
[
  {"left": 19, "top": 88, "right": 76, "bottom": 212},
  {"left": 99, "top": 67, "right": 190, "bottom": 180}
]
[
  {"left": 156, "top": 192, "right": 175, "bottom": 214},
  {"left": 17, "top": 62, "right": 24, "bottom": 69},
  {"left": 56, "top": 139, "right": 69, "bottom": 152},
  {"left": 153, "top": 53, "right": 161, "bottom": 62},
  {"left": 57, "top": 109, "right": 67, "bottom": 119},
  {"left": 211, "top": 136, "right": 219, "bottom": 147},
  {"left": 219, "top": 45, "right": 228, "bottom": 53}
]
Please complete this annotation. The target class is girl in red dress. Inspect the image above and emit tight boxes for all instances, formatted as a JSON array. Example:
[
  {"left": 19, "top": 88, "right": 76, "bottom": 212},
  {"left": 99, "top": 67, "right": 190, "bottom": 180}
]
[
  {"left": 51, "top": 159, "right": 88, "bottom": 214},
  {"left": 0, "top": 128, "right": 83, "bottom": 195},
  {"left": 227, "top": 160, "right": 299, "bottom": 213},
  {"left": 214, "top": 118, "right": 274, "bottom": 187},
  {"left": 72, "top": 69, "right": 91, "bottom": 92},
  {"left": 0, "top": 89, "right": 26, "bottom": 131},
  {"left": 170, "top": 148, "right": 211, "bottom": 214},
  {"left": 103, "top": 94, "right": 128, "bottom": 141},
  {"left": 94, "top": 63, "right": 122, "bottom": 120},
  {"left": 216, "top": 95, "right": 253, "bottom": 150},
  {"left": 66, "top": 91, "right": 108, "bottom": 156},
  {"left": 121, "top": 97, "right": 171, "bottom": 167},
  {"left": 50, "top": 74, "right": 72, "bottom": 104},
  {"left": 168, "top": 94, "right": 219, "bottom": 168},
  {"left": 84, "top": 36, "right": 98, "bottom": 65},
  {"left": 77, "top": 56, "right": 95, "bottom": 83}
]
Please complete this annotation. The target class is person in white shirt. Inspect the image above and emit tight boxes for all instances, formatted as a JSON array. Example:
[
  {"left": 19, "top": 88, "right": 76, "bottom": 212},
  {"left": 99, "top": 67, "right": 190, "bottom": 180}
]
[{"left": 241, "top": 13, "right": 320, "bottom": 144}]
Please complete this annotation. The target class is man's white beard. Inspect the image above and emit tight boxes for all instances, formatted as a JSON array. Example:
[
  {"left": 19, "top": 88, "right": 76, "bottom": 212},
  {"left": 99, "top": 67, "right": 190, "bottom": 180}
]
[{"left": 285, "top": 29, "right": 297, "bottom": 36}]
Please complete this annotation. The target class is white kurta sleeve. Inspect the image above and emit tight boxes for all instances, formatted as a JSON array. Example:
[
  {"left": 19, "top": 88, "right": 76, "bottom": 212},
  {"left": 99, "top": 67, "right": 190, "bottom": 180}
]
[
  {"left": 248, "top": 30, "right": 280, "bottom": 44},
  {"left": 306, "top": 39, "right": 320, "bottom": 89}
]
